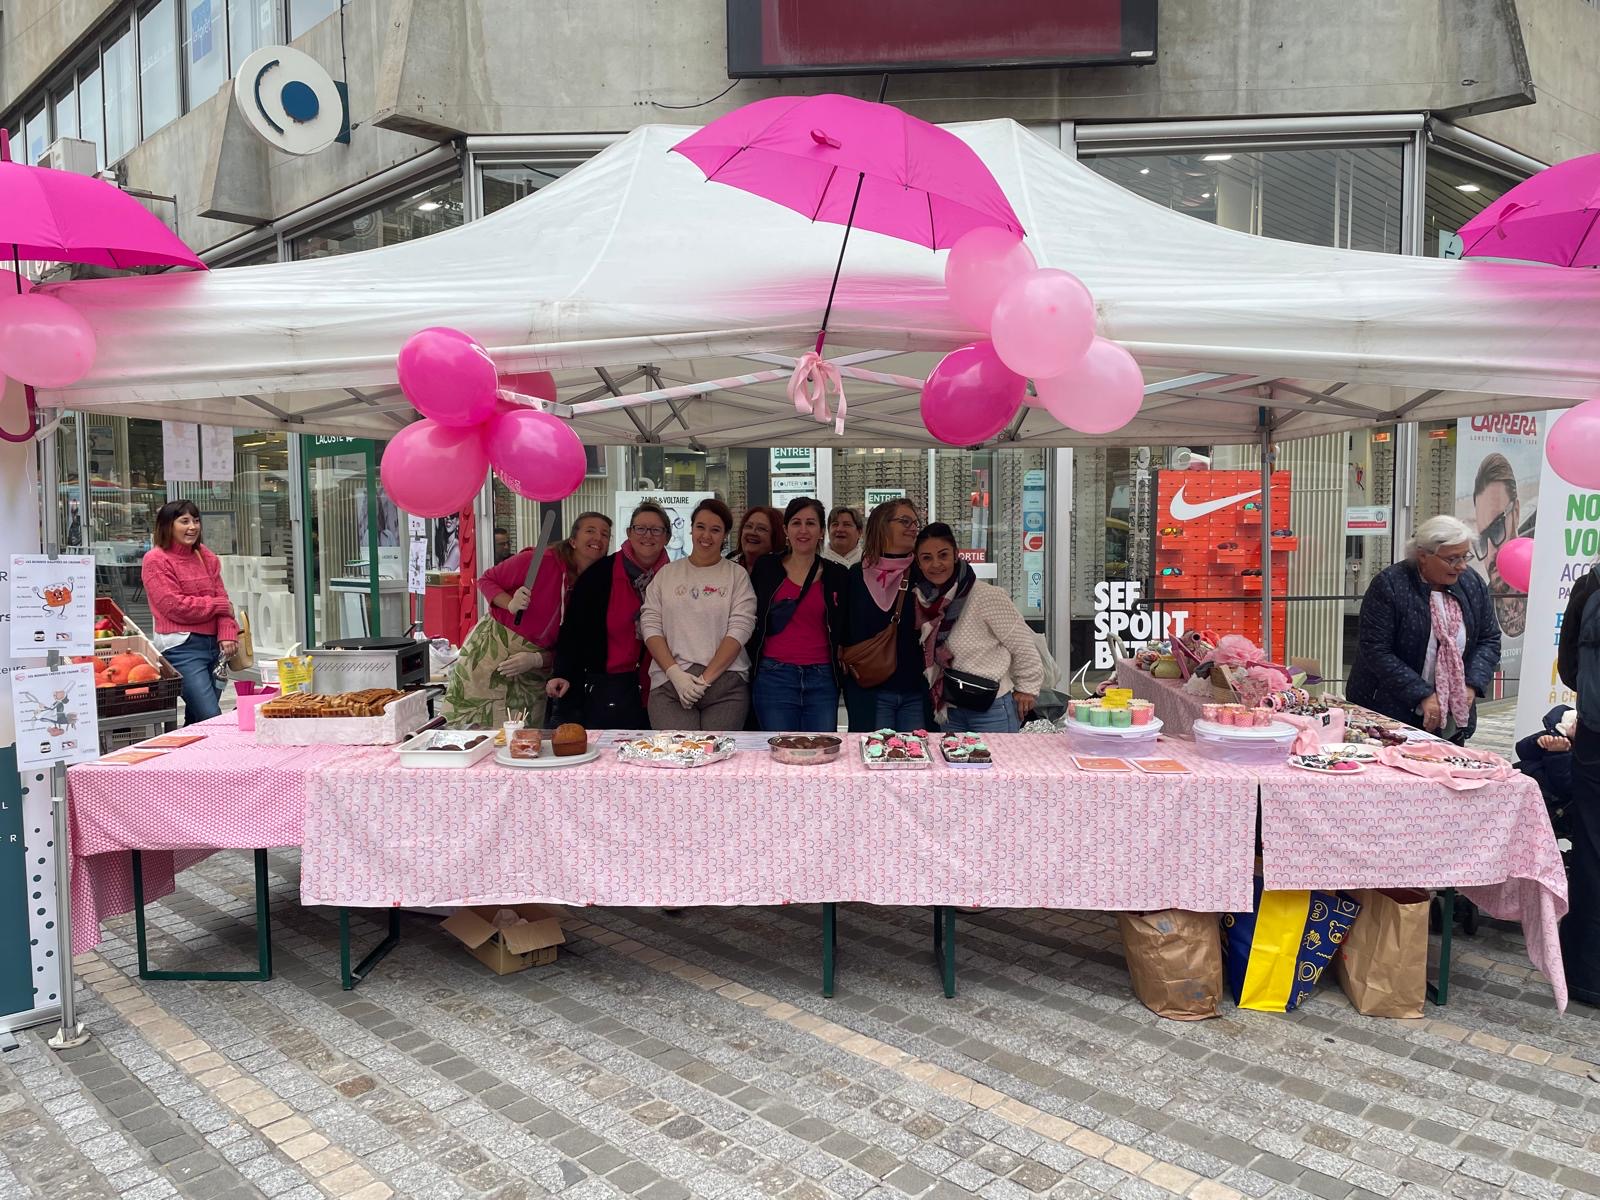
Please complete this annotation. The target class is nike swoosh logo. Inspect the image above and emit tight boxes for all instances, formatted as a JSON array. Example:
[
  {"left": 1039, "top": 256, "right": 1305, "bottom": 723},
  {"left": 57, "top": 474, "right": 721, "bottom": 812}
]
[{"left": 1170, "top": 485, "right": 1262, "bottom": 522}]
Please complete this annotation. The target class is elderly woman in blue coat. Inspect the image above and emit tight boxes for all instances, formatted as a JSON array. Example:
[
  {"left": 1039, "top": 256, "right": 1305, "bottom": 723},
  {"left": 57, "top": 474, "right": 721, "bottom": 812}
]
[{"left": 1346, "top": 515, "right": 1502, "bottom": 744}]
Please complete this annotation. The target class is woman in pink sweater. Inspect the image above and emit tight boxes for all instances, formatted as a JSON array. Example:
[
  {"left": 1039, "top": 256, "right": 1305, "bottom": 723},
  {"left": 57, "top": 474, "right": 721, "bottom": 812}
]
[{"left": 141, "top": 501, "right": 239, "bottom": 725}]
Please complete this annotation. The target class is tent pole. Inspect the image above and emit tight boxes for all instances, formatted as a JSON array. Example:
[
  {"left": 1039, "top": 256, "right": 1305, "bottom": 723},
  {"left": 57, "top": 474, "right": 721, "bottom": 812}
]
[{"left": 1260, "top": 411, "right": 1274, "bottom": 656}]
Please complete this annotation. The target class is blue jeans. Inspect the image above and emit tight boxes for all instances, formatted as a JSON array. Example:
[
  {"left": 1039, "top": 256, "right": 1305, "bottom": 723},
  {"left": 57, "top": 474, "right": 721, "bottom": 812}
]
[
  {"left": 942, "top": 693, "right": 1020, "bottom": 734},
  {"left": 752, "top": 660, "right": 838, "bottom": 732},
  {"left": 872, "top": 686, "right": 931, "bottom": 731},
  {"left": 165, "top": 633, "right": 222, "bottom": 725}
]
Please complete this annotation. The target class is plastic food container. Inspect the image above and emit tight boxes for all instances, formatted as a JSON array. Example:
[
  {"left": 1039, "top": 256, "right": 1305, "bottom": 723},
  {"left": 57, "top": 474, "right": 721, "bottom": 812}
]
[
  {"left": 1065, "top": 718, "right": 1163, "bottom": 760},
  {"left": 1192, "top": 718, "right": 1298, "bottom": 765},
  {"left": 768, "top": 735, "right": 843, "bottom": 765},
  {"left": 392, "top": 728, "right": 497, "bottom": 768}
]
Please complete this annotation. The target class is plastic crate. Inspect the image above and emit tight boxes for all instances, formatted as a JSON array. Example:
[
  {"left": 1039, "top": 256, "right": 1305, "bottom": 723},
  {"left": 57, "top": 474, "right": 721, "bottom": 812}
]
[
  {"left": 92, "top": 635, "right": 185, "bottom": 719},
  {"left": 93, "top": 596, "right": 144, "bottom": 638}
]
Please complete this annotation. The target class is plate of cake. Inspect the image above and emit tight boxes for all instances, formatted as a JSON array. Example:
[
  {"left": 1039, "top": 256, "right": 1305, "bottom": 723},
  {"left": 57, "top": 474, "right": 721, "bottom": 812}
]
[
  {"left": 860, "top": 729, "right": 931, "bottom": 769},
  {"left": 938, "top": 734, "right": 993, "bottom": 768},
  {"left": 494, "top": 723, "right": 598, "bottom": 768},
  {"left": 616, "top": 731, "right": 737, "bottom": 768}
]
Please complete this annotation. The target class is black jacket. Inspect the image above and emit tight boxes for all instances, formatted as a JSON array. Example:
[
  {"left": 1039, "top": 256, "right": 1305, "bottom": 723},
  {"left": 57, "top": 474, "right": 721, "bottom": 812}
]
[
  {"left": 1558, "top": 566, "right": 1600, "bottom": 694},
  {"left": 552, "top": 552, "right": 638, "bottom": 688},
  {"left": 842, "top": 557, "right": 926, "bottom": 694},
  {"left": 1346, "top": 560, "right": 1501, "bottom": 739},
  {"left": 745, "top": 552, "right": 849, "bottom": 687}
]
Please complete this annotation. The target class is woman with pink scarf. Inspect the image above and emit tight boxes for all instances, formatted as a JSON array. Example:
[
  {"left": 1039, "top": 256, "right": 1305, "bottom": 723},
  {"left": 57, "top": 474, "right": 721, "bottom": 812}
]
[
  {"left": 1347, "top": 515, "right": 1502, "bottom": 744},
  {"left": 841, "top": 498, "right": 930, "bottom": 731}
]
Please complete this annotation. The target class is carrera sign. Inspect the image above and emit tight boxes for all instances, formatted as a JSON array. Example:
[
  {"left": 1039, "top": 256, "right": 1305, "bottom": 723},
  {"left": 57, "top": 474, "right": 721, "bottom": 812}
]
[{"left": 1468, "top": 413, "right": 1540, "bottom": 437}]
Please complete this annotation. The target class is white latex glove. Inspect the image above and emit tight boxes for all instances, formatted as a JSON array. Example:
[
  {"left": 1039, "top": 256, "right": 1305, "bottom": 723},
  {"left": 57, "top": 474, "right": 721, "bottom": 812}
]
[
  {"left": 665, "top": 665, "right": 706, "bottom": 707},
  {"left": 498, "top": 651, "right": 543, "bottom": 678}
]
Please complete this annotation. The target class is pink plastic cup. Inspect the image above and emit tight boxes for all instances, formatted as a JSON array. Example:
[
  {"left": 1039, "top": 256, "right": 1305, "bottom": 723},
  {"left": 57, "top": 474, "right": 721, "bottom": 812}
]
[{"left": 235, "top": 687, "right": 278, "bottom": 732}]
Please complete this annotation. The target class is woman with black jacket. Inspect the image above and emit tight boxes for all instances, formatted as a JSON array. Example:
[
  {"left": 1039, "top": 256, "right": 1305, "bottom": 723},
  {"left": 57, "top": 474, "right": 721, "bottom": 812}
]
[
  {"left": 545, "top": 502, "right": 670, "bottom": 728},
  {"left": 747, "top": 497, "right": 849, "bottom": 731},
  {"left": 841, "top": 498, "right": 931, "bottom": 732},
  {"left": 1557, "top": 562, "right": 1600, "bottom": 1007}
]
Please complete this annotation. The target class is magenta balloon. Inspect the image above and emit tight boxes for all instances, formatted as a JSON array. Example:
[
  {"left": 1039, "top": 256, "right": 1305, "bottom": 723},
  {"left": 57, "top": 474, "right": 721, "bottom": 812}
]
[
  {"left": 0, "top": 291, "right": 96, "bottom": 387},
  {"left": 1035, "top": 338, "right": 1145, "bottom": 435},
  {"left": 919, "top": 342, "right": 1026, "bottom": 446},
  {"left": 1496, "top": 537, "right": 1535, "bottom": 594},
  {"left": 487, "top": 407, "right": 587, "bottom": 502},
  {"left": 1547, "top": 400, "right": 1600, "bottom": 490},
  {"left": 990, "top": 268, "right": 1096, "bottom": 380},
  {"left": 397, "top": 326, "right": 500, "bottom": 427},
  {"left": 943, "top": 228, "right": 1037, "bottom": 332},
  {"left": 380, "top": 419, "right": 489, "bottom": 518}
]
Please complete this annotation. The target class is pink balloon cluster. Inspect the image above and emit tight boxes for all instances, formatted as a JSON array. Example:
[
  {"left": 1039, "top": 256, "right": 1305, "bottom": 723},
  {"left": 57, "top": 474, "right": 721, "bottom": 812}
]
[
  {"left": 0, "top": 278, "right": 98, "bottom": 390},
  {"left": 380, "top": 327, "right": 584, "bottom": 518},
  {"left": 1547, "top": 400, "right": 1600, "bottom": 491},
  {"left": 924, "top": 228, "right": 1142, "bottom": 442}
]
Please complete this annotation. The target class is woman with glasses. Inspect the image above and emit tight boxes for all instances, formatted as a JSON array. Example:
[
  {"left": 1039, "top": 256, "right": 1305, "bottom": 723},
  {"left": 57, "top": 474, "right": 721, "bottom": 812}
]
[
  {"left": 641, "top": 498, "right": 758, "bottom": 729},
  {"left": 730, "top": 506, "right": 786, "bottom": 572},
  {"left": 747, "top": 497, "right": 849, "bottom": 731},
  {"left": 446, "top": 511, "right": 611, "bottom": 728},
  {"left": 841, "top": 499, "right": 931, "bottom": 731},
  {"left": 546, "top": 502, "right": 671, "bottom": 728},
  {"left": 1347, "top": 515, "right": 1502, "bottom": 744}
]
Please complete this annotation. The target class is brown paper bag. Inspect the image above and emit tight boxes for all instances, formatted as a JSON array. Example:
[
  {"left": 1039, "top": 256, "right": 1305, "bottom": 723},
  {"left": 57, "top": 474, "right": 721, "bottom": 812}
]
[
  {"left": 1333, "top": 888, "right": 1429, "bottom": 1018},
  {"left": 1117, "top": 910, "right": 1224, "bottom": 1021}
]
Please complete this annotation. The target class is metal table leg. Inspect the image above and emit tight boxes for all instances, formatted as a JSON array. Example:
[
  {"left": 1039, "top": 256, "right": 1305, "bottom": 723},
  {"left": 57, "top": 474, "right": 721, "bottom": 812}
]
[
  {"left": 132, "top": 848, "right": 273, "bottom": 981},
  {"left": 340, "top": 908, "right": 401, "bottom": 991},
  {"left": 931, "top": 906, "right": 957, "bottom": 998},
  {"left": 1428, "top": 887, "right": 1456, "bottom": 1006},
  {"left": 821, "top": 903, "right": 837, "bottom": 998}
]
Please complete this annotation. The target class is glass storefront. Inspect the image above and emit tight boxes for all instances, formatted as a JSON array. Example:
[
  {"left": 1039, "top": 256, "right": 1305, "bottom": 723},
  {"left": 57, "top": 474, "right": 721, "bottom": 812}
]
[{"left": 290, "top": 176, "right": 464, "bottom": 260}]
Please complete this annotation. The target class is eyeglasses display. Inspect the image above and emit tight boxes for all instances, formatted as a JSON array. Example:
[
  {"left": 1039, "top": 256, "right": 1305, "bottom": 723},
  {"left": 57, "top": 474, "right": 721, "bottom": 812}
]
[
  {"left": 1241, "top": 568, "right": 1263, "bottom": 577},
  {"left": 1271, "top": 528, "right": 1294, "bottom": 538},
  {"left": 1242, "top": 501, "right": 1262, "bottom": 512},
  {"left": 1216, "top": 540, "right": 1238, "bottom": 551},
  {"left": 1159, "top": 525, "right": 1184, "bottom": 537},
  {"left": 1158, "top": 566, "right": 1183, "bottom": 577}
]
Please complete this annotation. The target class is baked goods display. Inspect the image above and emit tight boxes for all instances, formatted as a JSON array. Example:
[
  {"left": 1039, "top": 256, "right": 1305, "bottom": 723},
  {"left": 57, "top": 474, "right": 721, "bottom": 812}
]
[
  {"left": 392, "top": 728, "right": 498, "bottom": 769},
  {"left": 939, "top": 734, "right": 993, "bottom": 766},
  {"left": 509, "top": 729, "right": 543, "bottom": 760},
  {"left": 861, "top": 729, "right": 931, "bottom": 769},
  {"left": 552, "top": 724, "right": 590, "bottom": 757},
  {"left": 617, "top": 732, "right": 736, "bottom": 768},
  {"left": 768, "top": 734, "right": 842, "bottom": 765},
  {"left": 260, "top": 689, "right": 405, "bottom": 718}
]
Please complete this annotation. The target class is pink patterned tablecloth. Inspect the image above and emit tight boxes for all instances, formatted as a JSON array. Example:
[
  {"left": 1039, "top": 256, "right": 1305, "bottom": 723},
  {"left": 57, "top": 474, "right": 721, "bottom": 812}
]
[
  {"left": 65, "top": 713, "right": 340, "bottom": 954},
  {"left": 1115, "top": 658, "right": 1207, "bottom": 735},
  {"left": 299, "top": 736, "right": 1261, "bottom": 914},
  {"left": 1255, "top": 762, "right": 1571, "bottom": 1009}
]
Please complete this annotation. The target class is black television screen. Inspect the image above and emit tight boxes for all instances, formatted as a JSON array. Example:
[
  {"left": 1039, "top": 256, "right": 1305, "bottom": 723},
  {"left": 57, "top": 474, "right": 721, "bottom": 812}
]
[{"left": 727, "top": 0, "right": 1158, "bottom": 78}]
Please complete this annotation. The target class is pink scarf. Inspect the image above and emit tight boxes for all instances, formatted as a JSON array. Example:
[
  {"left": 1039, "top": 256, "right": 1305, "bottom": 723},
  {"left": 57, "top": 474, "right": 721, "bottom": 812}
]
[
  {"left": 1430, "top": 591, "right": 1473, "bottom": 727},
  {"left": 864, "top": 553, "right": 913, "bottom": 611}
]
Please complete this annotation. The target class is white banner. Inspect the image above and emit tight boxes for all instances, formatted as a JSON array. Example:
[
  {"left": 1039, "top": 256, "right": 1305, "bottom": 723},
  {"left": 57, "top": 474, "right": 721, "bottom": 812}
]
[
  {"left": 9, "top": 554, "right": 95, "bottom": 657},
  {"left": 201, "top": 423, "right": 235, "bottom": 482},
  {"left": 162, "top": 420, "right": 201, "bottom": 481},
  {"left": 1455, "top": 411, "right": 1547, "bottom": 698},
  {"left": 1514, "top": 464, "right": 1600, "bottom": 739}
]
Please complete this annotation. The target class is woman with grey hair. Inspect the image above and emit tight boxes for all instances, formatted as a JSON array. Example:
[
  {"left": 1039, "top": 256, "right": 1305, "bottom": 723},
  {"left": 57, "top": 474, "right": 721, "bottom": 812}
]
[{"left": 1347, "top": 515, "right": 1502, "bottom": 742}]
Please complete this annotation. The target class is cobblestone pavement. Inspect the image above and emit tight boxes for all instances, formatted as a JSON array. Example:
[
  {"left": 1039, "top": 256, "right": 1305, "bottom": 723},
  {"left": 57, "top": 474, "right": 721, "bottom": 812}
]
[{"left": 2, "top": 848, "right": 1597, "bottom": 1200}]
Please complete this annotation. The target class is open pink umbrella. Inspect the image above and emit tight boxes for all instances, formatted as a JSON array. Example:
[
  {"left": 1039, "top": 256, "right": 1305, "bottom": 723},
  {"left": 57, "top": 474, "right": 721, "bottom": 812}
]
[
  {"left": 673, "top": 93, "right": 1022, "bottom": 430},
  {"left": 0, "top": 129, "right": 206, "bottom": 441},
  {"left": 1458, "top": 152, "right": 1600, "bottom": 267}
]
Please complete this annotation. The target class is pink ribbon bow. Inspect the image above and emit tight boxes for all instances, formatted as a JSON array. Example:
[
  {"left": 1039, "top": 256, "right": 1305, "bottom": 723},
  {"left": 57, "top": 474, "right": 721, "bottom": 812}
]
[{"left": 787, "top": 352, "right": 847, "bottom": 436}]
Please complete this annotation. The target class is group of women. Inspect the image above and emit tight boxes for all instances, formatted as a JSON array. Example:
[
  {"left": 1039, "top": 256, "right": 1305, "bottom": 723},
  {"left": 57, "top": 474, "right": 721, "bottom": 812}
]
[{"left": 445, "top": 495, "right": 1043, "bottom": 736}]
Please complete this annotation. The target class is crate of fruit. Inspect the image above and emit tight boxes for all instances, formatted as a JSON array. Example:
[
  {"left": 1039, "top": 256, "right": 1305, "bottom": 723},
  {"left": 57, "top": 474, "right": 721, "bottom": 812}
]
[
  {"left": 93, "top": 597, "right": 145, "bottom": 641},
  {"left": 79, "top": 635, "right": 183, "bottom": 719}
]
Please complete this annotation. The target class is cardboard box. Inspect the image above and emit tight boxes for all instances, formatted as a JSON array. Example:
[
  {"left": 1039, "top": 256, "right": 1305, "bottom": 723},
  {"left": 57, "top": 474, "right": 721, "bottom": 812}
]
[{"left": 440, "top": 904, "right": 565, "bottom": 975}]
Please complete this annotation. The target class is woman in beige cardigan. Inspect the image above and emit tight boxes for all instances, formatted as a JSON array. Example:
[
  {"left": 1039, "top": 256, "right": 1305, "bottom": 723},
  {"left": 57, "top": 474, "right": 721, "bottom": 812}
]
[{"left": 912, "top": 522, "right": 1043, "bottom": 733}]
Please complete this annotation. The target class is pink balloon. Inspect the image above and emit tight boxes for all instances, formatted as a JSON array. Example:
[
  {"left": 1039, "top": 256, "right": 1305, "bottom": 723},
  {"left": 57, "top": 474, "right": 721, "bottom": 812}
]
[
  {"left": 1496, "top": 537, "right": 1534, "bottom": 594},
  {"left": 944, "top": 228, "right": 1037, "bottom": 332},
  {"left": 487, "top": 407, "right": 586, "bottom": 502},
  {"left": 1035, "top": 338, "right": 1145, "bottom": 435},
  {"left": 919, "top": 342, "right": 1025, "bottom": 446},
  {"left": 380, "top": 419, "right": 489, "bottom": 518},
  {"left": 499, "top": 370, "right": 557, "bottom": 401},
  {"left": 990, "top": 268, "right": 1096, "bottom": 380},
  {"left": 397, "top": 327, "right": 499, "bottom": 427},
  {"left": 1547, "top": 399, "right": 1600, "bottom": 490},
  {"left": 0, "top": 291, "right": 96, "bottom": 387}
]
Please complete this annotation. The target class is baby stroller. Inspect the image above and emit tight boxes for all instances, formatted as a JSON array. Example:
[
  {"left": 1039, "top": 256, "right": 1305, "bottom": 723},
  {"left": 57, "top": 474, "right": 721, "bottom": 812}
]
[{"left": 1514, "top": 705, "right": 1576, "bottom": 852}]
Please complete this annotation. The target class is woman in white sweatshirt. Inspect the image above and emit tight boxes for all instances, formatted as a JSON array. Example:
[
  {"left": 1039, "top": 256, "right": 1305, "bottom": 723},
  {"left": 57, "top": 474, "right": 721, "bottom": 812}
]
[
  {"left": 641, "top": 498, "right": 758, "bottom": 730},
  {"left": 912, "top": 522, "right": 1043, "bottom": 734}
]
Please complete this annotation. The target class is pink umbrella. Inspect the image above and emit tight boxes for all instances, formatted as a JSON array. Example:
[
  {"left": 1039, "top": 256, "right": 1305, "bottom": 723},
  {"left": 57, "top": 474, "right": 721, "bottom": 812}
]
[
  {"left": 1458, "top": 152, "right": 1600, "bottom": 267},
  {"left": 672, "top": 93, "right": 1023, "bottom": 399},
  {"left": 0, "top": 129, "right": 206, "bottom": 441}
]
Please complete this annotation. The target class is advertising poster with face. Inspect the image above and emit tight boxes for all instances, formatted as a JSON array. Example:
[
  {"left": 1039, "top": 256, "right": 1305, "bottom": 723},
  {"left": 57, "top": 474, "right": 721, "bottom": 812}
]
[{"left": 1455, "top": 412, "right": 1546, "bottom": 696}]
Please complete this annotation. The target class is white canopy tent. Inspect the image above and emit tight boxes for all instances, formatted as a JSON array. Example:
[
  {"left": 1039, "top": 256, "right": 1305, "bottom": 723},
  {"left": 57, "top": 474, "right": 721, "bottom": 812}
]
[{"left": 33, "top": 118, "right": 1600, "bottom": 446}]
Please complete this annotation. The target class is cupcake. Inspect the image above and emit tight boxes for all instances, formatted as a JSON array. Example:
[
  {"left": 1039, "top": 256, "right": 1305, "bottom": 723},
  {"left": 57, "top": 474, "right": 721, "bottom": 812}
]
[
  {"left": 1110, "top": 708, "right": 1133, "bottom": 728},
  {"left": 1089, "top": 707, "right": 1112, "bottom": 727},
  {"left": 1201, "top": 703, "right": 1221, "bottom": 722},
  {"left": 1129, "top": 702, "right": 1153, "bottom": 726}
]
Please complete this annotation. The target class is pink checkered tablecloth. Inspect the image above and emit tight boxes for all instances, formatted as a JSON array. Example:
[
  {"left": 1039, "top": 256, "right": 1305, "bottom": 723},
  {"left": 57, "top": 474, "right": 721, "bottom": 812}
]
[
  {"left": 299, "top": 736, "right": 1261, "bottom": 914},
  {"left": 65, "top": 713, "right": 341, "bottom": 955},
  {"left": 1254, "top": 762, "right": 1570, "bottom": 1009}
]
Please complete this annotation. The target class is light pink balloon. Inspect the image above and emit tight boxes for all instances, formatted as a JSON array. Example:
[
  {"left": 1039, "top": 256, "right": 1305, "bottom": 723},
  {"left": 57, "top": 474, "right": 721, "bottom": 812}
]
[
  {"left": 1496, "top": 537, "right": 1534, "bottom": 594},
  {"left": 380, "top": 419, "right": 489, "bottom": 518},
  {"left": 0, "top": 291, "right": 96, "bottom": 388},
  {"left": 397, "top": 326, "right": 500, "bottom": 427},
  {"left": 944, "top": 228, "right": 1037, "bottom": 332},
  {"left": 919, "top": 342, "right": 1025, "bottom": 446},
  {"left": 487, "top": 407, "right": 587, "bottom": 502},
  {"left": 1547, "top": 400, "right": 1600, "bottom": 490},
  {"left": 990, "top": 268, "right": 1096, "bottom": 380},
  {"left": 1035, "top": 338, "right": 1145, "bottom": 435}
]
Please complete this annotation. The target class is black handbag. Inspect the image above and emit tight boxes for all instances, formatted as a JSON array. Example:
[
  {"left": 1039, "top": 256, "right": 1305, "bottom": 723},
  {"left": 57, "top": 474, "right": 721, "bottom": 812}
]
[
  {"left": 943, "top": 667, "right": 999, "bottom": 712},
  {"left": 765, "top": 557, "right": 822, "bottom": 637}
]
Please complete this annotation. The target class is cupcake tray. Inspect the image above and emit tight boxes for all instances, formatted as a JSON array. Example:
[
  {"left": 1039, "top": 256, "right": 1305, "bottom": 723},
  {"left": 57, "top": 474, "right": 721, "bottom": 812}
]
[{"left": 860, "top": 733, "right": 933, "bottom": 770}]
